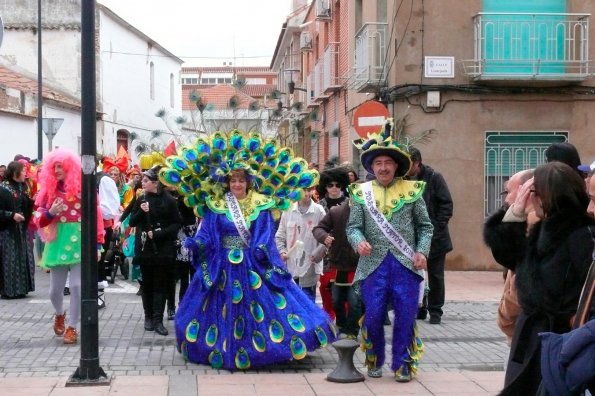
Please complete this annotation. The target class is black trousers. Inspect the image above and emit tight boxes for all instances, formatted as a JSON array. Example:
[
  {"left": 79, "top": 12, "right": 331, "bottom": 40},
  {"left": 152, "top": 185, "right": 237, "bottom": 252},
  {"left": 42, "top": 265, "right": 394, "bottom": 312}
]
[
  {"left": 165, "top": 260, "right": 196, "bottom": 310},
  {"left": 426, "top": 253, "right": 446, "bottom": 317},
  {"left": 98, "top": 227, "right": 113, "bottom": 282},
  {"left": 140, "top": 257, "right": 174, "bottom": 323}
]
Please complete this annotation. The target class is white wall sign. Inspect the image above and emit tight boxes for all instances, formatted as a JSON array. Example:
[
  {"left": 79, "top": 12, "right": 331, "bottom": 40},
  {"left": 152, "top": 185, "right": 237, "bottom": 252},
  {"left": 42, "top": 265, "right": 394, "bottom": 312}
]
[{"left": 424, "top": 56, "right": 454, "bottom": 78}]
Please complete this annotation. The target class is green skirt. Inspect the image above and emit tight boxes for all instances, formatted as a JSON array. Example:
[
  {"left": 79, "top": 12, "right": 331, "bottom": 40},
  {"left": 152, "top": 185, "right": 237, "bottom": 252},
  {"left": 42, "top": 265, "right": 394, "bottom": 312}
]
[{"left": 40, "top": 222, "right": 82, "bottom": 269}]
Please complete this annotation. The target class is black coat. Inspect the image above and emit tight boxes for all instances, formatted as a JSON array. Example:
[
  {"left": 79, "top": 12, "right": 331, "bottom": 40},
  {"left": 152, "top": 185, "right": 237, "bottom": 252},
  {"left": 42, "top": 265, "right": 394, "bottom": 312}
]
[
  {"left": 0, "top": 181, "right": 33, "bottom": 232},
  {"left": 312, "top": 202, "right": 359, "bottom": 272},
  {"left": 129, "top": 189, "right": 181, "bottom": 260},
  {"left": 483, "top": 206, "right": 527, "bottom": 269},
  {"left": 411, "top": 164, "right": 453, "bottom": 256},
  {"left": 498, "top": 210, "right": 595, "bottom": 395}
]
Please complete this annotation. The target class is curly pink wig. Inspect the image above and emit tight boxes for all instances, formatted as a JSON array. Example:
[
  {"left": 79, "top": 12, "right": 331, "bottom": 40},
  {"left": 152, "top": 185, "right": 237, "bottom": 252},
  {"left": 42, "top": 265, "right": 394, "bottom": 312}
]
[{"left": 35, "top": 148, "right": 82, "bottom": 208}]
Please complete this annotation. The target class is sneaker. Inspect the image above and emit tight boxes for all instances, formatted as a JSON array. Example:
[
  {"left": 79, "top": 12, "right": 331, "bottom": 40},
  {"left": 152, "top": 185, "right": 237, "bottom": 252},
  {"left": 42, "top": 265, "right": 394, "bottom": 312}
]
[
  {"left": 429, "top": 315, "right": 441, "bottom": 325},
  {"left": 167, "top": 308, "right": 176, "bottom": 321},
  {"left": 63, "top": 327, "right": 78, "bottom": 344},
  {"left": 395, "top": 365, "right": 412, "bottom": 382},
  {"left": 98, "top": 294, "right": 106, "bottom": 310},
  {"left": 63, "top": 287, "right": 70, "bottom": 296},
  {"left": 367, "top": 367, "right": 383, "bottom": 378},
  {"left": 53, "top": 313, "right": 66, "bottom": 336}
]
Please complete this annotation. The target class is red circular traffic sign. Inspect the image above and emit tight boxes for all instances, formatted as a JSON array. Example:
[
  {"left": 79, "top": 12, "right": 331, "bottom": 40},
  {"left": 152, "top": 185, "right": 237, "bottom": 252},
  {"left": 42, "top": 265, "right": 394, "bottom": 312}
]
[{"left": 353, "top": 101, "right": 389, "bottom": 138}]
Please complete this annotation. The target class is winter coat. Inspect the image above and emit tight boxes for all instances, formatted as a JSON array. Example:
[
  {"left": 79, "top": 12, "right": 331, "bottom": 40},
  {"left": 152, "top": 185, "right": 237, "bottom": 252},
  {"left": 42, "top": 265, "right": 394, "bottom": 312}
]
[
  {"left": 410, "top": 164, "right": 453, "bottom": 257},
  {"left": 312, "top": 201, "right": 359, "bottom": 272},
  {"left": 129, "top": 189, "right": 181, "bottom": 260},
  {"left": 498, "top": 210, "right": 595, "bottom": 395}
]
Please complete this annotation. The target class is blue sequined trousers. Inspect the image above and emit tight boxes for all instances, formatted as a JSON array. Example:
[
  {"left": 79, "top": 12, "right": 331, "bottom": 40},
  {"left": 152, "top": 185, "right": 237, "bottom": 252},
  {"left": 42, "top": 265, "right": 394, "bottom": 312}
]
[{"left": 361, "top": 252, "right": 422, "bottom": 371}]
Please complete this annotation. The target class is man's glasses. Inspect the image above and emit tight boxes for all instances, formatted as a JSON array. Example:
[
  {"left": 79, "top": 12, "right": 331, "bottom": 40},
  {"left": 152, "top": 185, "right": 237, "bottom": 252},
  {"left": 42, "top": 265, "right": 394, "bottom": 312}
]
[{"left": 327, "top": 182, "right": 341, "bottom": 188}]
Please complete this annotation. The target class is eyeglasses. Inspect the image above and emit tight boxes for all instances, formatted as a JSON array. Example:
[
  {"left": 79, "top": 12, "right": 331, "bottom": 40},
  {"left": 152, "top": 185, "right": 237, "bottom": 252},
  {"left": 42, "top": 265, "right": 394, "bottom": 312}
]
[
  {"left": 500, "top": 191, "right": 509, "bottom": 196},
  {"left": 327, "top": 182, "right": 341, "bottom": 188}
]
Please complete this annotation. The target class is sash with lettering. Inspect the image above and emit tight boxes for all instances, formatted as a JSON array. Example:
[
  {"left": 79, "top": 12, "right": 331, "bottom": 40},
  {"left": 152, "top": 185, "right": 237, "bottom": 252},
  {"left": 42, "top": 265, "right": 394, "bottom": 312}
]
[
  {"left": 361, "top": 181, "right": 426, "bottom": 301},
  {"left": 225, "top": 192, "right": 251, "bottom": 246}
]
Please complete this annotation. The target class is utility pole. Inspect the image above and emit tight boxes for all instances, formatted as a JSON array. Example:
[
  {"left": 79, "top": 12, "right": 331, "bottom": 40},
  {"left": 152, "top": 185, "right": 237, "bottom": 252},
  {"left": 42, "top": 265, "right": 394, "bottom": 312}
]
[
  {"left": 37, "top": 0, "right": 43, "bottom": 160},
  {"left": 67, "top": 0, "right": 109, "bottom": 386}
]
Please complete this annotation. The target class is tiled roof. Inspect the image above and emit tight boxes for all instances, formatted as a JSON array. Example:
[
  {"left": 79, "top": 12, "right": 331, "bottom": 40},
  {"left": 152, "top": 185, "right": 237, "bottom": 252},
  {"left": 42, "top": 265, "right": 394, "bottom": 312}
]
[
  {"left": 182, "top": 85, "right": 259, "bottom": 111},
  {"left": 0, "top": 66, "right": 80, "bottom": 108},
  {"left": 182, "top": 66, "right": 273, "bottom": 74}
]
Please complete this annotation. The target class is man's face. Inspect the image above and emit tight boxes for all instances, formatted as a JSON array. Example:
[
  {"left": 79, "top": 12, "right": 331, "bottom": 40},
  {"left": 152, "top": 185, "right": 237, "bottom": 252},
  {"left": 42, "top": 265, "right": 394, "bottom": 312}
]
[
  {"left": 408, "top": 160, "right": 421, "bottom": 177},
  {"left": 503, "top": 173, "right": 523, "bottom": 207},
  {"left": 587, "top": 174, "right": 595, "bottom": 218},
  {"left": 372, "top": 155, "right": 397, "bottom": 186},
  {"left": 300, "top": 188, "right": 313, "bottom": 205}
]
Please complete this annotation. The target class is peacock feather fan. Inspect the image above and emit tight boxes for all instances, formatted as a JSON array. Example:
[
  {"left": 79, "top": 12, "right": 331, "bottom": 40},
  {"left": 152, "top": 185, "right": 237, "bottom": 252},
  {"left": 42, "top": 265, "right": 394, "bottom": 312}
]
[{"left": 158, "top": 129, "right": 319, "bottom": 216}]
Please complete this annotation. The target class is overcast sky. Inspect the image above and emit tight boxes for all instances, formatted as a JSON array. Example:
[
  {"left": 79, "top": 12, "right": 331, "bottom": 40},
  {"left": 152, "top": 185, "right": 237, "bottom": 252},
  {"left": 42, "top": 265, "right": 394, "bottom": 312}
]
[{"left": 99, "top": 0, "right": 292, "bottom": 67}]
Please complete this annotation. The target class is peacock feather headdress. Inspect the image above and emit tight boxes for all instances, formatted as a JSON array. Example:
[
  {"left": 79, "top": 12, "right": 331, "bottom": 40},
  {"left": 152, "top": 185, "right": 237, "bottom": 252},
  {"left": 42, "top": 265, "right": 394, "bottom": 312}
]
[
  {"left": 159, "top": 129, "right": 319, "bottom": 216},
  {"left": 354, "top": 117, "right": 434, "bottom": 177}
]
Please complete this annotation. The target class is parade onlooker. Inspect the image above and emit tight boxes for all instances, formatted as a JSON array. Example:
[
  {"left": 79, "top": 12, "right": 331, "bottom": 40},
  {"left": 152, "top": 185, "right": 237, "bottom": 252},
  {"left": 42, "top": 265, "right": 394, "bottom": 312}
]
[
  {"left": 589, "top": 170, "right": 595, "bottom": 217},
  {"left": 316, "top": 167, "right": 350, "bottom": 320},
  {"left": 275, "top": 187, "right": 326, "bottom": 302},
  {"left": 0, "top": 165, "right": 6, "bottom": 182},
  {"left": 34, "top": 148, "right": 104, "bottom": 344},
  {"left": 407, "top": 147, "right": 453, "bottom": 325},
  {"left": 166, "top": 188, "right": 199, "bottom": 320},
  {"left": 0, "top": 161, "right": 35, "bottom": 298},
  {"left": 313, "top": 201, "right": 362, "bottom": 338},
  {"left": 545, "top": 142, "right": 583, "bottom": 177},
  {"left": 347, "top": 124, "right": 433, "bottom": 382},
  {"left": 483, "top": 169, "right": 534, "bottom": 344},
  {"left": 129, "top": 166, "right": 181, "bottom": 336},
  {"left": 495, "top": 162, "right": 595, "bottom": 395}
]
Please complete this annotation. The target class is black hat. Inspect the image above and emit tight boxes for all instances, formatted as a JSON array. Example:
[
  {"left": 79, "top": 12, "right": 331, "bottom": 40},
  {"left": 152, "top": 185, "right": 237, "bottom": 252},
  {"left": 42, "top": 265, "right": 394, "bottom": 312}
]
[{"left": 142, "top": 165, "right": 161, "bottom": 181}]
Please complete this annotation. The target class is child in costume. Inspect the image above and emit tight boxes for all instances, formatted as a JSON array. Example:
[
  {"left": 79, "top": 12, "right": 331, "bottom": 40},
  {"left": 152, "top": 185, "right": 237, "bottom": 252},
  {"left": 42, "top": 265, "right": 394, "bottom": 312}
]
[
  {"left": 160, "top": 130, "right": 336, "bottom": 370},
  {"left": 34, "top": 148, "right": 104, "bottom": 344}
]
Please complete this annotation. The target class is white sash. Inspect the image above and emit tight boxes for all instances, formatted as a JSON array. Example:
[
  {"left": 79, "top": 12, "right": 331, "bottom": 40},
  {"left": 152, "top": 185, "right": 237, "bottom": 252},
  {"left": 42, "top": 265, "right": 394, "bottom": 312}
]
[
  {"left": 361, "top": 182, "right": 426, "bottom": 303},
  {"left": 225, "top": 192, "right": 251, "bottom": 246}
]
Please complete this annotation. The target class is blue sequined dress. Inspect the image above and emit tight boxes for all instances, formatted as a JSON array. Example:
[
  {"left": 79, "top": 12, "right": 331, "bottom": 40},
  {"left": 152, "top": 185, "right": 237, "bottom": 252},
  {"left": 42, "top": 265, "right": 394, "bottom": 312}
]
[{"left": 175, "top": 195, "right": 335, "bottom": 370}]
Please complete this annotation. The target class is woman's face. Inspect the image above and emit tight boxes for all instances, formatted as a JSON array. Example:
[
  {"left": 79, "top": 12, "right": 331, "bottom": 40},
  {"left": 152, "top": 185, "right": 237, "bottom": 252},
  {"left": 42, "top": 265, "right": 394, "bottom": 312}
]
[
  {"left": 229, "top": 173, "right": 248, "bottom": 199},
  {"left": 13, "top": 170, "right": 26, "bottom": 183},
  {"left": 54, "top": 163, "right": 65, "bottom": 181},
  {"left": 326, "top": 181, "right": 343, "bottom": 199},
  {"left": 530, "top": 188, "right": 544, "bottom": 219},
  {"left": 348, "top": 172, "right": 357, "bottom": 183},
  {"left": 141, "top": 176, "right": 158, "bottom": 193},
  {"left": 108, "top": 167, "right": 120, "bottom": 183}
]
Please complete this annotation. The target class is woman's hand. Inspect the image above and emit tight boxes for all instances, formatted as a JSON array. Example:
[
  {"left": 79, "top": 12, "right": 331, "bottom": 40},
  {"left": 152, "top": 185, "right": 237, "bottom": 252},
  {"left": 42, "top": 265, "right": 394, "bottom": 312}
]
[
  {"left": 324, "top": 235, "right": 335, "bottom": 247},
  {"left": 13, "top": 213, "right": 25, "bottom": 222},
  {"left": 512, "top": 177, "right": 534, "bottom": 217},
  {"left": 140, "top": 202, "right": 149, "bottom": 212}
]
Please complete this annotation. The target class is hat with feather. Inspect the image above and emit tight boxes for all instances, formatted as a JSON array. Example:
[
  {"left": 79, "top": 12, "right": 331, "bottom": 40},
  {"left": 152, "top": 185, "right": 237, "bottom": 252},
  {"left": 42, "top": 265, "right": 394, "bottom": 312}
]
[
  {"left": 354, "top": 117, "right": 434, "bottom": 177},
  {"left": 158, "top": 129, "right": 319, "bottom": 216}
]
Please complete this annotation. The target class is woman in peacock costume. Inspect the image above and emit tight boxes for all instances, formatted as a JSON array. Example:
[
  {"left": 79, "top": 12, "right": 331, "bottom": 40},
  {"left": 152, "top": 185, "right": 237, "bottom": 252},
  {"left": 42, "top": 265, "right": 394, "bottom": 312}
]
[{"left": 159, "top": 130, "right": 336, "bottom": 370}]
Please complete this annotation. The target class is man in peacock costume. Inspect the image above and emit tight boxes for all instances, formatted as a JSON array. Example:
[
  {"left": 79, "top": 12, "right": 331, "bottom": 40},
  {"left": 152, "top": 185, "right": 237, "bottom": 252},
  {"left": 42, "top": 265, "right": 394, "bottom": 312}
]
[
  {"left": 346, "top": 119, "right": 433, "bottom": 382},
  {"left": 158, "top": 130, "right": 336, "bottom": 370}
]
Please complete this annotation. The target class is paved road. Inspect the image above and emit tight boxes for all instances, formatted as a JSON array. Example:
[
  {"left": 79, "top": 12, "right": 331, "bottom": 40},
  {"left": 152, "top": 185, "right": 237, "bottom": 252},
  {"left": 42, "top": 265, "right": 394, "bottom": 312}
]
[{"left": 0, "top": 268, "right": 509, "bottom": 395}]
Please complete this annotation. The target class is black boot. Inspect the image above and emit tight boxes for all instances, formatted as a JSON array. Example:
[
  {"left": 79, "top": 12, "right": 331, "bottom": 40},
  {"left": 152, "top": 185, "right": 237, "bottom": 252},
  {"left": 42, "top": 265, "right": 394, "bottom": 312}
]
[
  {"left": 144, "top": 317, "right": 155, "bottom": 331},
  {"left": 154, "top": 321, "right": 168, "bottom": 336}
]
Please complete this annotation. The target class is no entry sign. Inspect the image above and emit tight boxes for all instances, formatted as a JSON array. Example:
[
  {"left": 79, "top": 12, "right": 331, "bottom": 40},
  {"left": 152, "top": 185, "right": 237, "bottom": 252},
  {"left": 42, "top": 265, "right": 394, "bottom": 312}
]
[{"left": 353, "top": 101, "right": 389, "bottom": 138}]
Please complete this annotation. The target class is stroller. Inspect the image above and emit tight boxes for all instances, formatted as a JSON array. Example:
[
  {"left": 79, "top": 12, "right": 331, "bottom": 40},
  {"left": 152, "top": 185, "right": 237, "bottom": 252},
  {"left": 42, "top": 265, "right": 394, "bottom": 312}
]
[{"left": 104, "top": 230, "right": 129, "bottom": 284}]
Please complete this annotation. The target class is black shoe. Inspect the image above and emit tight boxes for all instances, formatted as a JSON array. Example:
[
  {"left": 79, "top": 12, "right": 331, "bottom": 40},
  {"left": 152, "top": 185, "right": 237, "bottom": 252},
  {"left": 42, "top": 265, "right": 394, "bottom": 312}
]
[
  {"left": 154, "top": 322, "right": 168, "bottom": 336},
  {"left": 167, "top": 308, "right": 175, "bottom": 321},
  {"left": 144, "top": 318, "right": 155, "bottom": 331},
  {"left": 63, "top": 287, "right": 70, "bottom": 296},
  {"left": 417, "top": 309, "right": 428, "bottom": 320},
  {"left": 429, "top": 315, "right": 441, "bottom": 325}
]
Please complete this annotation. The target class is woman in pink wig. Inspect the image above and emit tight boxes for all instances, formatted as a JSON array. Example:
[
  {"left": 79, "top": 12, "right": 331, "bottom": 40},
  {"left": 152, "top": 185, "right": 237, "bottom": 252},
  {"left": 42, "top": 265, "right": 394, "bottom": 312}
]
[{"left": 34, "top": 148, "right": 104, "bottom": 344}]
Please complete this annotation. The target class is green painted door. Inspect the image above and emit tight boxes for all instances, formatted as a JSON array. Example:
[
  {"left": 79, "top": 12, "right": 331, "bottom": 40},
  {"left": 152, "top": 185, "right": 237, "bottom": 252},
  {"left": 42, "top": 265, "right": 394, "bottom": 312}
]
[{"left": 482, "top": 0, "right": 566, "bottom": 75}]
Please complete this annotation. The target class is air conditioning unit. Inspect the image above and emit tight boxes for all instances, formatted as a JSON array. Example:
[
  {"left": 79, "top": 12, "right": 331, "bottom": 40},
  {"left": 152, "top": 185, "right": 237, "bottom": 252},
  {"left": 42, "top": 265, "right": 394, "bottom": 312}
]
[
  {"left": 316, "top": 0, "right": 331, "bottom": 19},
  {"left": 300, "top": 31, "right": 312, "bottom": 51}
]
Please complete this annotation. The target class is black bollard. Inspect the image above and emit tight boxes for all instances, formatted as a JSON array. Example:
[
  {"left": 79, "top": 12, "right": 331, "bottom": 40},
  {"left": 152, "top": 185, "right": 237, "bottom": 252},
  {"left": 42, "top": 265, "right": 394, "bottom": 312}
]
[{"left": 326, "top": 339, "right": 365, "bottom": 383}]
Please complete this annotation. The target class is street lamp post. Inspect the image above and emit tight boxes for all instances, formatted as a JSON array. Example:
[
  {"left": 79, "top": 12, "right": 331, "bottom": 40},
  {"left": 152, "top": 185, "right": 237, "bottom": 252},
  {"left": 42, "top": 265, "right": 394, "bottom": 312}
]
[
  {"left": 67, "top": 0, "right": 109, "bottom": 386},
  {"left": 37, "top": 0, "right": 43, "bottom": 160}
]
